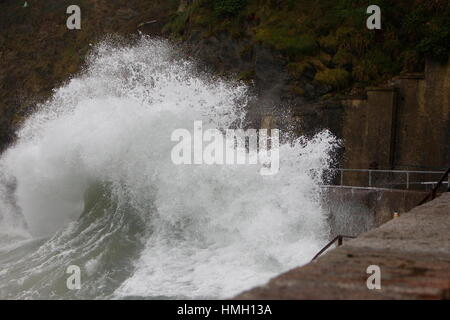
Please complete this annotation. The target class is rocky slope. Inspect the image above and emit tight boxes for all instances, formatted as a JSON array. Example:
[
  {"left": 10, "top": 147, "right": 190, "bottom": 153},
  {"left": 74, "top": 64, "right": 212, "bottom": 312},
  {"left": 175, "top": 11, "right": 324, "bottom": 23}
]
[
  {"left": 0, "top": 0, "right": 178, "bottom": 152},
  {"left": 166, "top": 0, "right": 449, "bottom": 98}
]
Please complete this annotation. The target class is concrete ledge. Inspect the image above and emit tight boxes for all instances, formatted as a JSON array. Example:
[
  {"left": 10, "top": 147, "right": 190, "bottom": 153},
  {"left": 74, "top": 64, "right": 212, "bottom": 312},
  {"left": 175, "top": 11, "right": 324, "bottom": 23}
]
[
  {"left": 323, "top": 186, "right": 428, "bottom": 237},
  {"left": 235, "top": 193, "right": 450, "bottom": 299}
]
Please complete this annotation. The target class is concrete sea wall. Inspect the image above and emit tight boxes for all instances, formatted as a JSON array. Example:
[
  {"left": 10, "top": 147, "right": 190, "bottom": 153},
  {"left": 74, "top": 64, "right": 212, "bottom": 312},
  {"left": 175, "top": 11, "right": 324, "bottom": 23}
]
[
  {"left": 260, "top": 59, "right": 450, "bottom": 177},
  {"left": 236, "top": 193, "right": 450, "bottom": 299},
  {"left": 340, "top": 59, "right": 450, "bottom": 173},
  {"left": 323, "top": 186, "right": 428, "bottom": 237}
]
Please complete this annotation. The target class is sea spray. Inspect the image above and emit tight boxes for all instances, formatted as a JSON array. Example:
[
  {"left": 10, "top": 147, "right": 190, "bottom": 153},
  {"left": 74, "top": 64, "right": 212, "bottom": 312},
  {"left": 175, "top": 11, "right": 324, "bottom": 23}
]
[{"left": 0, "top": 37, "right": 338, "bottom": 299}]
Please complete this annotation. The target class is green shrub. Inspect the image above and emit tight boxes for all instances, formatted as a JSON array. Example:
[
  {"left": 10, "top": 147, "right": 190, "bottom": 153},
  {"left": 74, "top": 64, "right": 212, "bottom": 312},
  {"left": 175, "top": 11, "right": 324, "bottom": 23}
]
[
  {"left": 213, "top": 0, "right": 247, "bottom": 16},
  {"left": 315, "top": 68, "right": 350, "bottom": 89},
  {"left": 237, "top": 69, "right": 255, "bottom": 82},
  {"left": 255, "top": 27, "right": 318, "bottom": 58},
  {"left": 319, "top": 34, "right": 338, "bottom": 52},
  {"left": 332, "top": 48, "right": 353, "bottom": 66},
  {"left": 165, "top": 0, "right": 450, "bottom": 93},
  {"left": 416, "top": 11, "right": 450, "bottom": 62},
  {"left": 287, "top": 61, "right": 310, "bottom": 78},
  {"left": 417, "top": 31, "right": 450, "bottom": 63}
]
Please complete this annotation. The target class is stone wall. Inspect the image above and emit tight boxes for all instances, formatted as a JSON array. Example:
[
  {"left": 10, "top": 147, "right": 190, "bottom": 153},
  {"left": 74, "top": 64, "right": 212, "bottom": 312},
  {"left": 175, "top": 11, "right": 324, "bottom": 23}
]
[
  {"left": 341, "top": 59, "right": 450, "bottom": 173},
  {"left": 394, "top": 61, "right": 450, "bottom": 170},
  {"left": 260, "top": 59, "right": 449, "bottom": 177}
]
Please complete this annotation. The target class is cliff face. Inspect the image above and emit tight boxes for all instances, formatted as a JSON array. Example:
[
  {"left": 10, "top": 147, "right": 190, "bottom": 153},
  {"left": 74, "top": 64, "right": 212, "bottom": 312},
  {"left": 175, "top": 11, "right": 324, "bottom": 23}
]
[
  {"left": 165, "top": 0, "right": 449, "bottom": 98},
  {"left": 0, "top": 0, "right": 178, "bottom": 152}
]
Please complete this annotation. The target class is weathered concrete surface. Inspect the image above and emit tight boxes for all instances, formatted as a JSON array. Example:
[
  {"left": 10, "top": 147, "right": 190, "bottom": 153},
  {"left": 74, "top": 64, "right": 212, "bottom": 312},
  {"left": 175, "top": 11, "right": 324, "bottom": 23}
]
[
  {"left": 323, "top": 186, "right": 428, "bottom": 237},
  {"left": 236, "top": 193, "right": 450, "bottom": 299},
  {"left": 341, "top": 59, "right": 450, "bottom": 174}
]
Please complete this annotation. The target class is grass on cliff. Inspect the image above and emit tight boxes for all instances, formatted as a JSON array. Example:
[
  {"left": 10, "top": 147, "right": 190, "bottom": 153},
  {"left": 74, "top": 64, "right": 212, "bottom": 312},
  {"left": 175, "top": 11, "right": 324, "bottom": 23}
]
[{"left": 165, "top": 0, "right": 450, "bottom": 95}]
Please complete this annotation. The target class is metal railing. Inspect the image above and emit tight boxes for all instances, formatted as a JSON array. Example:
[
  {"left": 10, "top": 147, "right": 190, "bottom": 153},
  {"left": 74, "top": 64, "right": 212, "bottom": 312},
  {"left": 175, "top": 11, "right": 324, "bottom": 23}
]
[
  {"left": 311, "top": 235, "right": 356, "bottom": 261},
  {"left": 311, "top": 167, "right": 450, "bottom": 262},
  {"left": 418, "top": 167, "right": 450, "bottom": 205},
  {"left": 326, "top": 168, "right": 448, "bottom": 190}
]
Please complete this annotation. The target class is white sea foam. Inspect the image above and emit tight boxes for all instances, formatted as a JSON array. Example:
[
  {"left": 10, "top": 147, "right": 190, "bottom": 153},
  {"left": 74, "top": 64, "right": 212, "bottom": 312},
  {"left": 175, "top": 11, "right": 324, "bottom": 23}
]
[{"left": 0, "top": 37, "right": 338, "bottom": 299}]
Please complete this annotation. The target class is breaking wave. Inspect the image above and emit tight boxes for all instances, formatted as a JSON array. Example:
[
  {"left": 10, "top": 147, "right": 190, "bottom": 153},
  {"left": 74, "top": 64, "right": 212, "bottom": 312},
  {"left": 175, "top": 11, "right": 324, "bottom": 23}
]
[{"left": 0, "top": 37, "right": 337, "bottom": 299}]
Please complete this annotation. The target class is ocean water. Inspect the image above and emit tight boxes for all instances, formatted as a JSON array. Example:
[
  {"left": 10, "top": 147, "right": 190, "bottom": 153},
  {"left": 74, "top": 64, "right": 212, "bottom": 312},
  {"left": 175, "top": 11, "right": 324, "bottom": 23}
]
[{"left": 0, "top": 37, "right": 337, "bottom": 299}]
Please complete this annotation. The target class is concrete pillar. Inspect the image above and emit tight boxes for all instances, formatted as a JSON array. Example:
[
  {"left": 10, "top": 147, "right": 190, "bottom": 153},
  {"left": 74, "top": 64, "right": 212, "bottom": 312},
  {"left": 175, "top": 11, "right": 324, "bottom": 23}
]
[
  {"left": 366, "top": 87, "right": 397, "bottom": 170},
  {"left": 391, "top": 74, "right": 425, "bottom": 169}
]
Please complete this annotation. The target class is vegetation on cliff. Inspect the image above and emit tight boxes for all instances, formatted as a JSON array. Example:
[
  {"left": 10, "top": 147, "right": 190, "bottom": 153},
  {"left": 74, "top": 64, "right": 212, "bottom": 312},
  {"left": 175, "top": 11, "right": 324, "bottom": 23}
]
[
  {"left": 0, "top": 0, "right": 178, "bottom": 151},
  {"left": 165, "top": 0, "right": 450, "bottom": 93}
]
